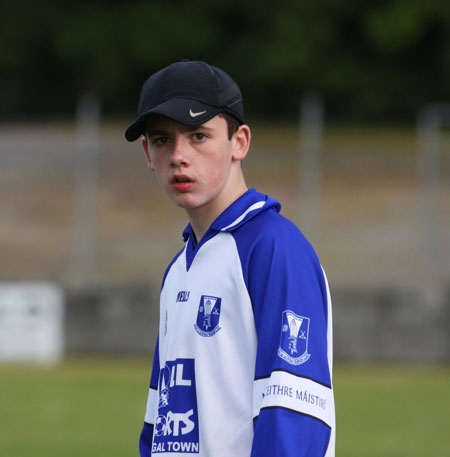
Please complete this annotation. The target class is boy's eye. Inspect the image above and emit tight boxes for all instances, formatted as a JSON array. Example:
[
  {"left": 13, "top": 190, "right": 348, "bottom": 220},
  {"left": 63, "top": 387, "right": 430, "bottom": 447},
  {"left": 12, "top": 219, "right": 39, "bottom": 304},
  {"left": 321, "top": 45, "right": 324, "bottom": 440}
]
[
  {"left": 153, "top": 137, "right": 170, "bottom": 145},
  {"left": 193, "top": 133, "right": 207, "bottom": 141}
]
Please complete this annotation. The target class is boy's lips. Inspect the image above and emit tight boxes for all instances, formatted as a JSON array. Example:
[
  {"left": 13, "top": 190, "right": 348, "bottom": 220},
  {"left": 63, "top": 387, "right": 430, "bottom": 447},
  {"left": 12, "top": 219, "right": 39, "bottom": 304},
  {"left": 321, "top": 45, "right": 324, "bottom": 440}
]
[{"left": 171, "top": 174, "right": 194, "bottom": 192}]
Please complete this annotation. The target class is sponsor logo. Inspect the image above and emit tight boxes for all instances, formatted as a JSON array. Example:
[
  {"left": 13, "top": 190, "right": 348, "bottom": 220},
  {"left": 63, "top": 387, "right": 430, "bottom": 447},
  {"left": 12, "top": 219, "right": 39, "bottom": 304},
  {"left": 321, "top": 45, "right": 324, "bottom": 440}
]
[
  {"left": 153, "top": 359, "right": 199, "bottom": 454},
  {"left": 155, "top": 409, "right": 195, "bottom": 437},
  {"left": 176, "top": 291, "right": 190, "bottom": 303},
  {"left": 278, "top": 310, "right": 311, "bottom": 365},
  {"left": 194, "top": 295, "right": 222, "bottom": 337},
  {"left": 189, "top": 109, "right": 206, "bottom": 118}
]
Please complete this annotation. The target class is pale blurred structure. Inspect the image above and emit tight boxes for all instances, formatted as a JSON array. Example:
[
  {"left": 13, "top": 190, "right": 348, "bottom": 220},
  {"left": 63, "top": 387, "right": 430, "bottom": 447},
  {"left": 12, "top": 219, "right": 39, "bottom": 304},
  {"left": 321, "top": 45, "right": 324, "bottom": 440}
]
[{"left": 0, "top": 282, "right": 64, "bottom": 363}]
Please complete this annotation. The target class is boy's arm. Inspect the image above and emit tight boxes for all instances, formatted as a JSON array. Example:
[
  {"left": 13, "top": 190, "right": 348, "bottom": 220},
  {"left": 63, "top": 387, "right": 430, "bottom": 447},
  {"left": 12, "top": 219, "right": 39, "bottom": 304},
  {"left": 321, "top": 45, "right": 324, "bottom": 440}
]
[
  {"left": 139, "top": 337, "right": 160, "bottom": 457},
  {"left": 238, "top": 223, "right": 335, "bottom": 457}
]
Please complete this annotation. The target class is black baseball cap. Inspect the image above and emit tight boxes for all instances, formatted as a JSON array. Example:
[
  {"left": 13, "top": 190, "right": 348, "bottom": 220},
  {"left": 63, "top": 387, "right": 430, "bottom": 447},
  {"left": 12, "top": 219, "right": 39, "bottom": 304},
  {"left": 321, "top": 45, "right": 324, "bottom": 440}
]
[{"left": 125, "top": 60, "right": 245, "bottom": 142}]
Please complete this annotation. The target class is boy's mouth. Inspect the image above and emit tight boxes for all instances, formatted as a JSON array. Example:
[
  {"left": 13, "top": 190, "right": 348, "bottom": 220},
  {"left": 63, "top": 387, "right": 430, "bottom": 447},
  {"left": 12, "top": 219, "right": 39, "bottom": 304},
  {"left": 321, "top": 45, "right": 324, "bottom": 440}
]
[
  {"left": 172, "top": 174, "right": 193, "bottom": 183},
  {"left": 172, "top": 174, "right": 194, "bottom": 191}
]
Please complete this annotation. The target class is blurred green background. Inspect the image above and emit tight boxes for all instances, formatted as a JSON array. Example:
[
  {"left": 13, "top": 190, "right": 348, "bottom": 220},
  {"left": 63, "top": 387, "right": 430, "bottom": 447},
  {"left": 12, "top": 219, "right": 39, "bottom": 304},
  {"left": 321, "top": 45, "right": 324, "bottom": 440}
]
[
  {"left": 2, "top": 0, "right": 450, "bottom": 122},
  {"left": 1, "top": 1, "right": 449, "bottom": 456},
  {"left": 1, "top": 359, "right": 449, "bottom": 457}
]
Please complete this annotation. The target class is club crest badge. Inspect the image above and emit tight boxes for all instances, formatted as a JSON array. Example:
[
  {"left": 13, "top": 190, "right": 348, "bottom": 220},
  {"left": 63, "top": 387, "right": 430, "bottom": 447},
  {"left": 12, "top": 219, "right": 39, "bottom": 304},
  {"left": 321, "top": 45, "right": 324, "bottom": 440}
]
[
  {"left": 194, "top": 295, "right": 222, "bottom": 337},
  {"left": 278, "top": 310, "right": 311, "bottom": 365}
]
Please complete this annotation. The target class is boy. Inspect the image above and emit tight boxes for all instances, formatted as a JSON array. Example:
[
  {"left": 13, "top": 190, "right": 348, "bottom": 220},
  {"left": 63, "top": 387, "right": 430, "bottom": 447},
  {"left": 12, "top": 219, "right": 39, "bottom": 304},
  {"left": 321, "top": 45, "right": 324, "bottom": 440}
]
[{"left": 125, "top": 60, "right": 335, "bottom": 457}]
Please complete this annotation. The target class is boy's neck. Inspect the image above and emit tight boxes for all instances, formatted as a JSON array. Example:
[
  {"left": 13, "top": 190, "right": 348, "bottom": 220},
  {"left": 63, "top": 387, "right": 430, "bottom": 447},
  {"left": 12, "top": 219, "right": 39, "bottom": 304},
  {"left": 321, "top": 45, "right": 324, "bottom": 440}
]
[{"left": 187, "top": 182, "right": 248, "bottom": 242}]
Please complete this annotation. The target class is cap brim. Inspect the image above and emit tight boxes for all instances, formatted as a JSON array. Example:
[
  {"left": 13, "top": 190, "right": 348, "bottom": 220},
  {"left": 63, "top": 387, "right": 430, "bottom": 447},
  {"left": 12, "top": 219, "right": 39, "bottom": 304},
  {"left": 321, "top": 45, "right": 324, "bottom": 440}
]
[{"left": 125, "top": 99, "right": 222, "bottom": 142}]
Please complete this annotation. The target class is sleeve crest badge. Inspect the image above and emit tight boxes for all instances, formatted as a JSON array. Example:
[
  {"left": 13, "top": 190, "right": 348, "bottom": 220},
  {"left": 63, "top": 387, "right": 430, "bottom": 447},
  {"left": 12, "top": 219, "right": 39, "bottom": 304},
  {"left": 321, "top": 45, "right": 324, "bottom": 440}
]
[{"left": 278, "top": 310, "right": 311, "bottom": 365}]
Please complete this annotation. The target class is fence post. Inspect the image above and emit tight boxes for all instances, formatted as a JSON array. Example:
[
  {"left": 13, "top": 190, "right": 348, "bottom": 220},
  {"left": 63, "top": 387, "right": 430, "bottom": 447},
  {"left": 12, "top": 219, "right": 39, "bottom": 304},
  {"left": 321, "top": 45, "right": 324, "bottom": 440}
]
[
  {"left": 298, "top": 93, "right": 324, "bottom": 243},
  {"left": 71, "top": 94, "right": 101, "bottom": 284},
  {"left": 417, "top": 103, "right": 450, "bottom": 306}
]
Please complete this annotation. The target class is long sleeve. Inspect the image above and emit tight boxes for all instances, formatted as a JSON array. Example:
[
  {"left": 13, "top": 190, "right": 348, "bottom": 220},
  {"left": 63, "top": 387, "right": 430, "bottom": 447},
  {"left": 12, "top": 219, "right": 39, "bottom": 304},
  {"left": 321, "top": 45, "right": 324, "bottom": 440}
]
[
  {"left": 234, "top": 211, "right": 335, "bottom": 457},
  {"left": 140, "top": 336, "right": 160, "bottom": 457}
]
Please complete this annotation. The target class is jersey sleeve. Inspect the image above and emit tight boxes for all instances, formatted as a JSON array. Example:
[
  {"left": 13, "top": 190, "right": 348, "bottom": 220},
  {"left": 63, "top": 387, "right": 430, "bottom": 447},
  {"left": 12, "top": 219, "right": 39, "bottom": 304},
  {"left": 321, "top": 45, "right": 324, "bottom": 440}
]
[
  {"left": 235, "top": 213, "right": 335, "bottom": 457},
  {"left": 139, "top": 336, "right": 160, "bottom": 457}
]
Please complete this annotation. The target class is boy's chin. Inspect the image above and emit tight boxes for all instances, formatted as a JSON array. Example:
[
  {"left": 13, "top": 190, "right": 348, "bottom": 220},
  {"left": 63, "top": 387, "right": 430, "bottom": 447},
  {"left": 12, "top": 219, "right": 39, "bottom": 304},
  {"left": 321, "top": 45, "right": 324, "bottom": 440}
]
[{"left": 169, "top": 193, "right": 198, "bottom": 209}]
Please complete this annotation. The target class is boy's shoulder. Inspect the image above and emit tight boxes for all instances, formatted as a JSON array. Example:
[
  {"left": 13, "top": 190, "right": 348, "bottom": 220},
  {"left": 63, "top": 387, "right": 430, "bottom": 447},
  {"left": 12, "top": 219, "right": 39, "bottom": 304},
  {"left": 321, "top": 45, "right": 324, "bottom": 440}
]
[
  {"left": 208, "top": 188, "right": 317, "bottom": 259},
  {"left": 235, "top": 204, "right": 309, "bottom": 245},
  {"left": 231, "top": 203, "right": 319, "bottom": 265}
]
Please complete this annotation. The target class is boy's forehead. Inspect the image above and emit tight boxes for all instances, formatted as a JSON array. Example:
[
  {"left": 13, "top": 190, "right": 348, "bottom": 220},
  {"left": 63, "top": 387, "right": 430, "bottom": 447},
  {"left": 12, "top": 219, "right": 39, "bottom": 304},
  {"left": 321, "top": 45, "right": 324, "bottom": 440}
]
[
  {"left": 145, "top": 114, "right": 190, "bottom": 132},
  {"left": 145, "top": 114, "right": 225, "bottom": 134}
]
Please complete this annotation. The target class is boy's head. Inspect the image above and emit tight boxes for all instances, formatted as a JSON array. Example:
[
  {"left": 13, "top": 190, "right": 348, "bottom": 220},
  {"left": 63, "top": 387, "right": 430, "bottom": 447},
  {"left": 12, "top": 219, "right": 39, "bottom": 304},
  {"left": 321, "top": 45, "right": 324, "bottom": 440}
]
[{"left": 125, "top": 60, "right": 245, "bottom": 142}]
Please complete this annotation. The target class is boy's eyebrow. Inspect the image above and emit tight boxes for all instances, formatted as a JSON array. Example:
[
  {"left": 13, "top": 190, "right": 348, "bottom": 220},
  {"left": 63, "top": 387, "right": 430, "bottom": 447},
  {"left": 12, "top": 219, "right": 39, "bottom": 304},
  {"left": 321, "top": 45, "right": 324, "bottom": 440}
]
[
  {"left": 148, "top": 125, "right": 214, "bottom": 136},
  {"left": 185, "top": 125, "right": 214, "bottom": 132}
]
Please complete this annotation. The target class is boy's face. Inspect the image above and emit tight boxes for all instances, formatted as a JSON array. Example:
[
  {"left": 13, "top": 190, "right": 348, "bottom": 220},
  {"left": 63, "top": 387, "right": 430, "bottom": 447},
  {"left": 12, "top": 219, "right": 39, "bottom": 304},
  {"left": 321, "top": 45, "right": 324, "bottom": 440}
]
[{"left": 141, "top": 114, "right": 249, "bottom": 218}]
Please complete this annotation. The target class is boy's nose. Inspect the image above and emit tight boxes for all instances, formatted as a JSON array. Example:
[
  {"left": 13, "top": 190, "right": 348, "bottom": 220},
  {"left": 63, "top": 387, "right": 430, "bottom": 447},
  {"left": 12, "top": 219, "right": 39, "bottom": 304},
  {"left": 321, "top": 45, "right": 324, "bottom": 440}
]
[{"left": 170, "top": 137, "right": 190, "bottom": 167}]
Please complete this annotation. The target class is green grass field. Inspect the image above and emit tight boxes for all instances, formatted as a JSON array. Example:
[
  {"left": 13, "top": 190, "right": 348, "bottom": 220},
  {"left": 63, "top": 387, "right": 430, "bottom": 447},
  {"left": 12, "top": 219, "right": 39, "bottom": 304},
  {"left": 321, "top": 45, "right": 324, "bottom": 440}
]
[{"left": 0, "top": 359, "right": 449, "bottom": 456}]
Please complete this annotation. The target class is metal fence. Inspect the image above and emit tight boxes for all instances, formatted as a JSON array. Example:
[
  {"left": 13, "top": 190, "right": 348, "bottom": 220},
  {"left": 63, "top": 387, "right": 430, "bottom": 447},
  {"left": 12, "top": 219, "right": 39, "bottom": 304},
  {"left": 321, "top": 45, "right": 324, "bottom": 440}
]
[
  {"left": 1, "top": 103, "right": 449, "bottom": 296},
  {"left": 1, "top": 100, "right": 450, "bottom": 361}
]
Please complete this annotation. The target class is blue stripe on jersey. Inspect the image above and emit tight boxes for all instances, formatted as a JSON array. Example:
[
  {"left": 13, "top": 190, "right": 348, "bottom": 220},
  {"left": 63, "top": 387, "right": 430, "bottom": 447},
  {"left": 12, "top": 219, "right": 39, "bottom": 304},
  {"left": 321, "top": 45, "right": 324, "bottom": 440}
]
[
  {"left": 140, "top": 339, "right": 159, "bottom": 453},
  {"left": 182, "top": 226, "right": 218, "bottom": 271},
  {"left": 139, "top": 423, "right": 154, "bottom": 457},
  {"left": 149, "top": 337, "right": 160, "bottom": 390}
]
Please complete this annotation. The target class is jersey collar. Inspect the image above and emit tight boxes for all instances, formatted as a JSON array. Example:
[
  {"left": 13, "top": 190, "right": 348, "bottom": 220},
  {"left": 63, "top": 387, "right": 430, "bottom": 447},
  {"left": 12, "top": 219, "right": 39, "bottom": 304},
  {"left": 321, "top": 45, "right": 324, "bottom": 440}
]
[
  {"left": 212, "top": 188, "right": 280, "bottom": 232},
  {"left": 182, "top": 188, "right": 281, "bottom": 242},
  {"left": 182, "top": 189, "right": 281, "bottom": 271}
]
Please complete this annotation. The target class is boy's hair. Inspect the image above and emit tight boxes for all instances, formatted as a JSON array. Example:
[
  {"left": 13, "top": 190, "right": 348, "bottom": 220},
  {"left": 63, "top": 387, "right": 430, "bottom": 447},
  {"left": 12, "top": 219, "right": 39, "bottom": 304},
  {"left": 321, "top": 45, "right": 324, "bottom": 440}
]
[{"left": 219, "top": 112, "right": 240, "bottom": 140}]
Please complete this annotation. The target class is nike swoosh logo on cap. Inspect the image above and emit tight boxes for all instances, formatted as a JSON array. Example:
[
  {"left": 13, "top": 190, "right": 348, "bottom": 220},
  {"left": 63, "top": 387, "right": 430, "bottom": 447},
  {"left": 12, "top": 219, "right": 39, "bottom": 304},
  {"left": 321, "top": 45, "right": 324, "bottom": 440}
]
[{"left": 189, "top": 109, "right": 207, "bottom": 117}]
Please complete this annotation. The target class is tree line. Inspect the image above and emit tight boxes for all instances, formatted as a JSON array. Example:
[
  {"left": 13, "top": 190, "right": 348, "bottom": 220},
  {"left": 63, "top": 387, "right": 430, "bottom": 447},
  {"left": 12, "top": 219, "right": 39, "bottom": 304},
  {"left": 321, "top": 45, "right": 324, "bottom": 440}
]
[{"left": 1, "top": 0, "right": 449, "bottom": 122}]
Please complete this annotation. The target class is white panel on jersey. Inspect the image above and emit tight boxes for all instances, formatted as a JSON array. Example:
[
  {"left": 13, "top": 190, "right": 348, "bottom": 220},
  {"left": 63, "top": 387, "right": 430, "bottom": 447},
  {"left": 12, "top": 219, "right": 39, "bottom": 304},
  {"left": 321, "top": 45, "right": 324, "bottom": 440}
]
[
  {"left": 144, "top": 387, "right": 159, "bottom": 425},
  {"left": 156, "top": 232, "right": 257, "bottom": 457},
  {"left": 253, "top": 370, "right": 334, "bottom": 428}
]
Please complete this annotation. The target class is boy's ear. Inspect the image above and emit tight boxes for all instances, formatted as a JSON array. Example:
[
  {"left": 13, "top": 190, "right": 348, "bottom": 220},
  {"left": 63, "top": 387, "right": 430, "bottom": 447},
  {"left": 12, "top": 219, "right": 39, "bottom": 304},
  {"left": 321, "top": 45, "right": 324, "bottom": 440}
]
[
  {"left": 141, "top": 136, "right": 155, "bottom": 170},
  {"left": 232, "top": 124, "right": 251, "bottom": 162}
]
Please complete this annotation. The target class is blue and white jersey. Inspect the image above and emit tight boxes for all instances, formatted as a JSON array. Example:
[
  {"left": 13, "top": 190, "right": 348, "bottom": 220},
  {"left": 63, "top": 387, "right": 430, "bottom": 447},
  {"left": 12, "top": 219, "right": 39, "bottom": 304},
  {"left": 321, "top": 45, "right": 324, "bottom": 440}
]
[{"left": 140, "top": 189, "right": 335, "bottom": 457}]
